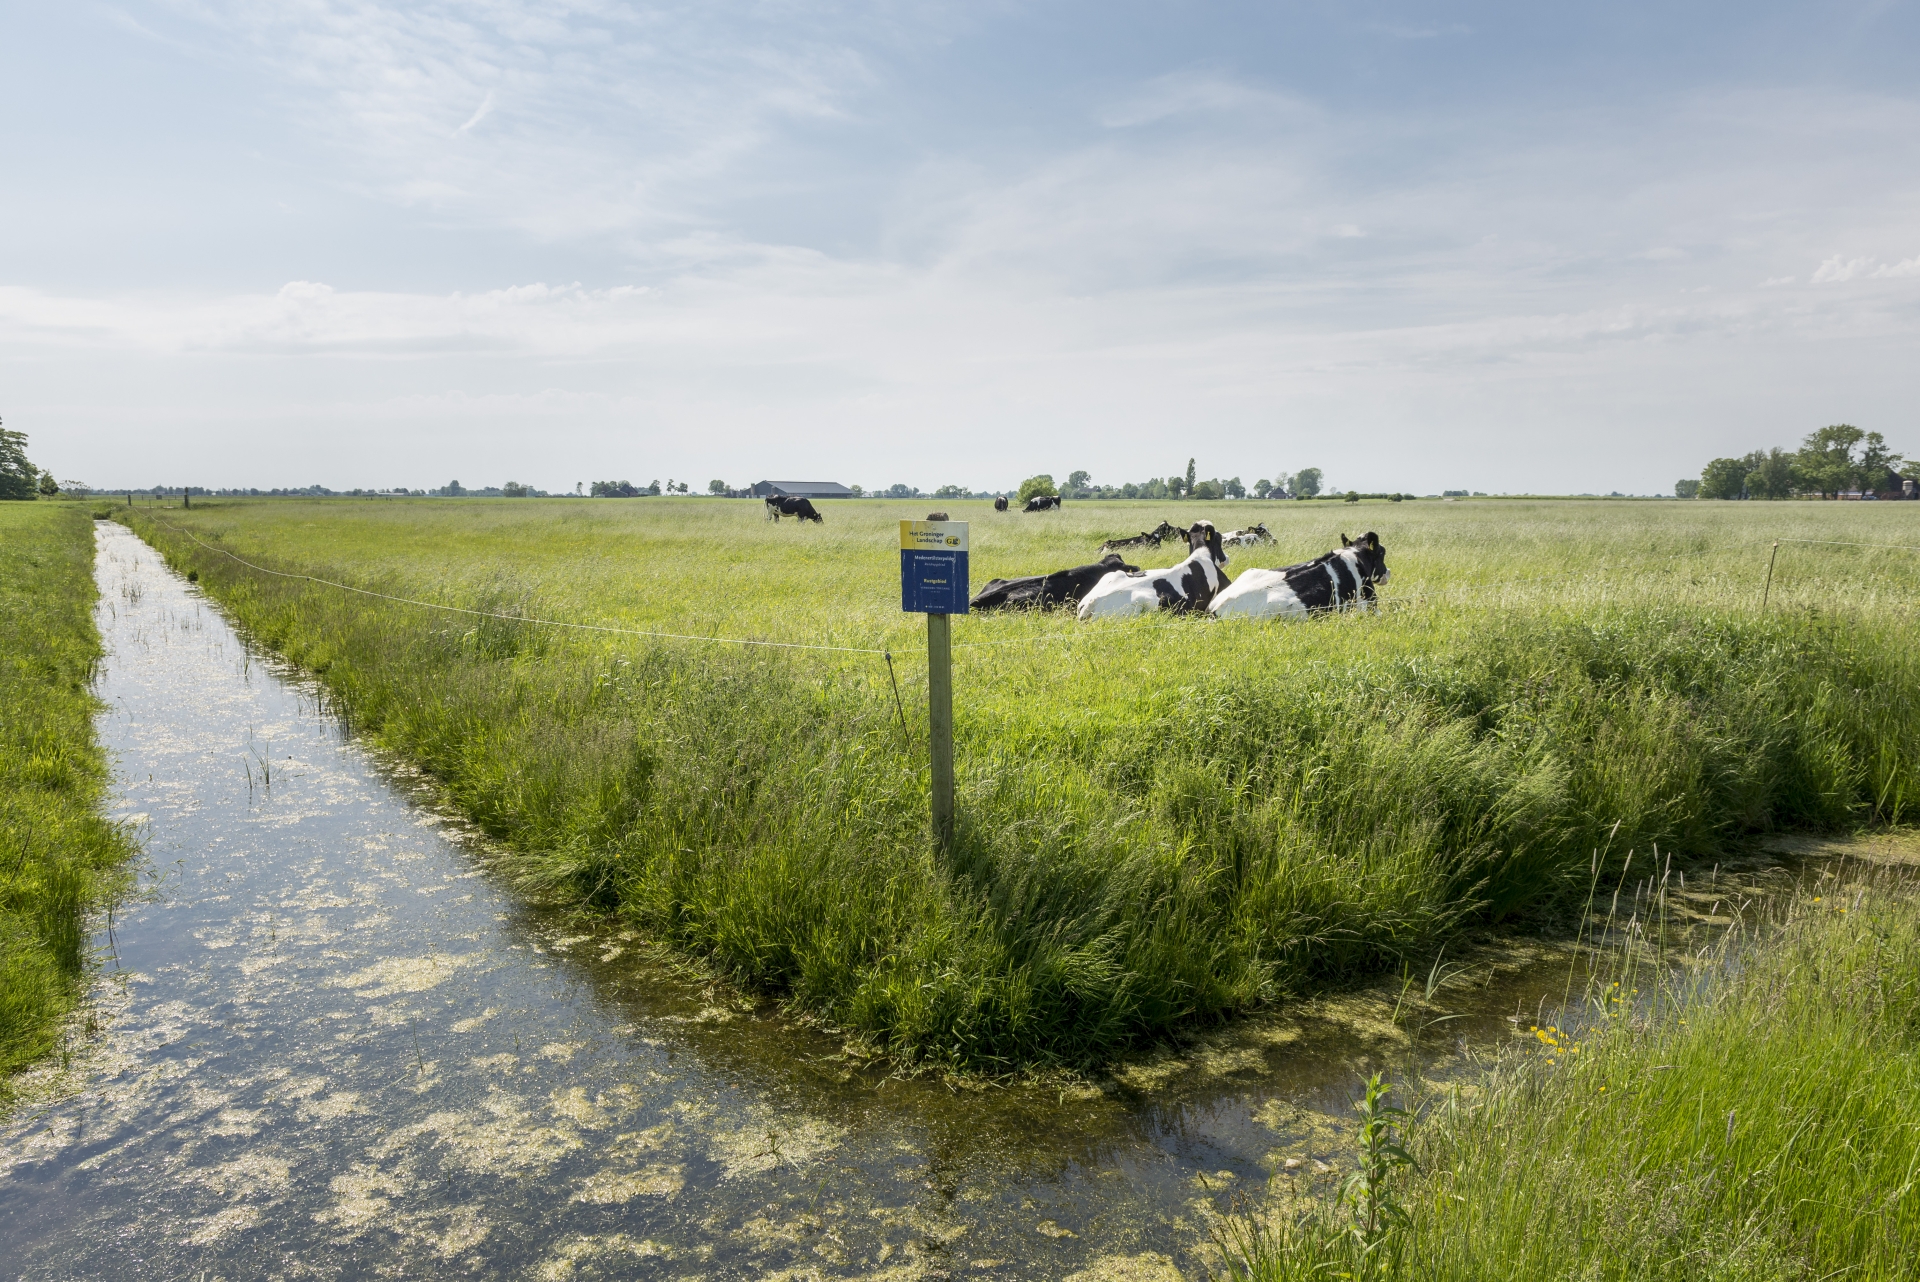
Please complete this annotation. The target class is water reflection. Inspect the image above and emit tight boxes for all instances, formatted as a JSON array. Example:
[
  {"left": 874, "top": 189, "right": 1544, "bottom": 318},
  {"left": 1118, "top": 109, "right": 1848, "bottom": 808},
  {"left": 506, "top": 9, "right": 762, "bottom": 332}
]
[{"left": 0, "top": 523, "right": 1887, "bottom": 1279}]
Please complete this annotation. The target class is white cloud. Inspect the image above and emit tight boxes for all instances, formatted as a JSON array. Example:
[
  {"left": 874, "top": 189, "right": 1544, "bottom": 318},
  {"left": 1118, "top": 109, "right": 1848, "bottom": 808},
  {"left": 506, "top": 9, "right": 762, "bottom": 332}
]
[
  {"left": 456, "top": 90, "right": 495, "bottom": 135},
  {"left": 1812, "top": 255, "right": 1873, "bottom": 283},
  {"left": 1872, "top": 255, "right": 1920, "bottom": 278}
]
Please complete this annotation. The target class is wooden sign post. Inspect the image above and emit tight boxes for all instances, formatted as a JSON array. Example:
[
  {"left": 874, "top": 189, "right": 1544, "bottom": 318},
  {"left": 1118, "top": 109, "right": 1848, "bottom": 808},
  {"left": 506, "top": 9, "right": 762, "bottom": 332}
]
[{"left": 899, "top": 520, "right": 969, "bottom": 850}]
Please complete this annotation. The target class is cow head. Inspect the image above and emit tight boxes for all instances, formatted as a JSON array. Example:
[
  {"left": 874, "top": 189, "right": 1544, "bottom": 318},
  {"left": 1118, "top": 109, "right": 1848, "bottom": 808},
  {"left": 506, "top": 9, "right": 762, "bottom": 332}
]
[
  {"left": 1341, "top": 531, "right": 1390, "bottom": 585},
  {"left": 1187, "top": 520, "right": 1228, "bottom": 565}
]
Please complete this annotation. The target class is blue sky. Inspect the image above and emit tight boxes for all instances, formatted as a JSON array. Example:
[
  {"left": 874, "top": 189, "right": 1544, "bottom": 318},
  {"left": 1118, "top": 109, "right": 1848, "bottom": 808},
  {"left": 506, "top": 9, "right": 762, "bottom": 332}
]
[{"left": 3, "top": 1, "right": 1917, "bottom": 494}]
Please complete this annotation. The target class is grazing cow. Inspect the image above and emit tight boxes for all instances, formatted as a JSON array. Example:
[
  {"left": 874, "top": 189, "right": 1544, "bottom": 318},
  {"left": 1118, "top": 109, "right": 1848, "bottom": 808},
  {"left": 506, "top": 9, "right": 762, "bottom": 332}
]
[
  {"left": 1023, "top": 494, "right": 1063, "bottom": 512},
  {"left": 969, "top": 553, "right": 1141, "bottom": 612},
  {"left": 765, "top": 495, "right": 824, "bottom": 523},
  {"left": 1099, "top": 520, "right": 1181, "bottom": 555},
  {"left": 1077, "top": 522, "right": 1230, "bottom": 620},
  {"left": 1208, "top": 532, "right": 1390, "bottom": 621},
  {"left": 1220, "top": 522, "right": 1274, "bottom": 547},
  {"left": 993, "top": 496, "right": 1009, "bottom": 512}
]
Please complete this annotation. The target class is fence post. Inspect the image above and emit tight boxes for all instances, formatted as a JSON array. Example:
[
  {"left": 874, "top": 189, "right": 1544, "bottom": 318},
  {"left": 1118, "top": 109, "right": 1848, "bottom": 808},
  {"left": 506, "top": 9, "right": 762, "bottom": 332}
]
[
  {"left": 1761, "top": 541, "right": 1779, "bottom": 610},
  {"left": 927, "top": 612, "right": 954, "bottom": 851}
]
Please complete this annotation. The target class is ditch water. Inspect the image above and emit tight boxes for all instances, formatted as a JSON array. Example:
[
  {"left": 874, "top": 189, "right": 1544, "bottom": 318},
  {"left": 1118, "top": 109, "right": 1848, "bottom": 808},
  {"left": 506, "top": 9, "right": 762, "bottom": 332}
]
[{"left": 0, "top": 522, "right": 1881, "bottom": 1280}]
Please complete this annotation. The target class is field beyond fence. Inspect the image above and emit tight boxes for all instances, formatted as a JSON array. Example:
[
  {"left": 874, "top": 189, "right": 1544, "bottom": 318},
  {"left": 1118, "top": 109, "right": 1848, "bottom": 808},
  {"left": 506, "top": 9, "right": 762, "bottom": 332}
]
[{"left": 123, "top": 497, "right": 1920, "bottom": 1069}]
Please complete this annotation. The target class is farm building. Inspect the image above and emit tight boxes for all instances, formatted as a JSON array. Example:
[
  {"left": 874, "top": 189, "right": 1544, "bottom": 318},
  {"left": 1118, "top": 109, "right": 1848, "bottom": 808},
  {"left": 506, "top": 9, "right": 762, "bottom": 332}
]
[{"left": 750, "top": 481, "right": 855, "bottom": 499}]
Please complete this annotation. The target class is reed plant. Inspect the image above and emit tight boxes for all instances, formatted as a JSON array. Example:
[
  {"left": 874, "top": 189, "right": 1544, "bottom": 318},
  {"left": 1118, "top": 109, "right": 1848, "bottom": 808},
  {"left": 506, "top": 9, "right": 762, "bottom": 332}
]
[
  {"left": 122, "top": 497, "right": 1920, "bottom": 1067},
  {"left": 1214, "top": 873, "right": 1920, "bottom": 1279},
  {"left": 0, "top": 503, "right": 136, "bottom": 1097}
]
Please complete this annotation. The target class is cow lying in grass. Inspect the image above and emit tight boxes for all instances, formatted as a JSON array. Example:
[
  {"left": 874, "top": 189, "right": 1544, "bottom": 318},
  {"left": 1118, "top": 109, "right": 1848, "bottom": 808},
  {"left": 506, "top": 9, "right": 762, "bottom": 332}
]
[
  {"left": 1221, "top": 522, "right": 1273, "bottom": 547},
  {"left": 1023, "top": 494, "right": 1062, "bottom": 512},
  {"left": 1209, "top": 532, "right": 1389, "bottom": 620},
  {"left": 1077, "top": 522, "right": 1230, "bottom": 619},
  {"left": 765, "top": 496, "right": 824, "bottom": 523},
  {"left": 1099, "top": 520, "right": 1180, "bottom": 555},
  {"left": 969, "top": 554, "right": 1140, "bottom": 611}
]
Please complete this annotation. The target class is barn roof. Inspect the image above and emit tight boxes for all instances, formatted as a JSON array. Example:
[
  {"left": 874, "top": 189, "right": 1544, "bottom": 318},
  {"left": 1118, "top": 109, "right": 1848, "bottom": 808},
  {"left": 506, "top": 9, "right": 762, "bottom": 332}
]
[{"left": 752, "top": 480, "right": 855, "bottom": 499}]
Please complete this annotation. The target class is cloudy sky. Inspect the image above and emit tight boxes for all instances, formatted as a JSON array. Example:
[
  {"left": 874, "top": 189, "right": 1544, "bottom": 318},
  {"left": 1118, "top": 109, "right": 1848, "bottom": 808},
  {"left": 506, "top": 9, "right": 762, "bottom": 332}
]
[{"left": 4, "top": 1, "right": 1917, "bottom": 495}]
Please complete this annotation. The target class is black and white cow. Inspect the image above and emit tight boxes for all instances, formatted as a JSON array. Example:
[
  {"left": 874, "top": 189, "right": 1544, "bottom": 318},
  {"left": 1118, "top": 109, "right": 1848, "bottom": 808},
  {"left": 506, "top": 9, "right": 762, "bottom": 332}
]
[
  {"left": 1099, "top": 520, "right": 1181, "bottom": 555},
  {"left": 1220, "top": 522, "right": 1274, "bottom": 547},
  {"left": 969, "top": 553, "right": 1142, "bottom": 611},
  {"left": 1023, "top": 494, "right": 1063, "bottom": 512},
  {"left": 1077, "top": 522, "right": 1230, "bottom": 620},
  {"left": 1208, "top": 532, "right": 1389, "bottom": 620},
  {"left": 993, "top": 496, "right": 1010, "bottom": 512},
  {"left": 765, "top": 496, "right": 824, "bottom": 523}
]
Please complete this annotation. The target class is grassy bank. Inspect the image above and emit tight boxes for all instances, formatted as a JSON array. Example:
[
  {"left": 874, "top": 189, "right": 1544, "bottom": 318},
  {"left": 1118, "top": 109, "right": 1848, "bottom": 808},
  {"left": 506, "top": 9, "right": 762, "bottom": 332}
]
[
  {"left": 1, "top": 504, "right": 136, "bottom": 1097},
  {"left": 121, "top": 498, "right": 1920, "bottom": 1068},
  {"left": 1218, "top": 871, "right": 1920, "bottom": 1279}
]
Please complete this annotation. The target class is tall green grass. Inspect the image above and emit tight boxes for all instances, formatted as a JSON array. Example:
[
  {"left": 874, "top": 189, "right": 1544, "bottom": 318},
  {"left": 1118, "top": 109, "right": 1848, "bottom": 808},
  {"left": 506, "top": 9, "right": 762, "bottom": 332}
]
[
  {"left": 123, "top": 498, "right": 1920, "bottom": 1068},
  {"left": 1216, "top": 874, "right": 1920, "bottom": 1279},
  {"left": 0, "top": 503, "right": 137, "bottom": 1097}
]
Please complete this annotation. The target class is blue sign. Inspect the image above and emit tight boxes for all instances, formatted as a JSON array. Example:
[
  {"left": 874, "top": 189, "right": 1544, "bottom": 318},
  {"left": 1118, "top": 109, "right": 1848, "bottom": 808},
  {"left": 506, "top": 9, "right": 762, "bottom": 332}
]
[{"left": 899, "top": 520, "right": 969, "bottom": 614}]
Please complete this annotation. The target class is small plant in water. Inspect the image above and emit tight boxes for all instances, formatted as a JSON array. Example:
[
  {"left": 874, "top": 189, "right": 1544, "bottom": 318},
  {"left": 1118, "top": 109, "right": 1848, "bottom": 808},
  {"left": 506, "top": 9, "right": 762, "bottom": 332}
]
[{"left": 1343, "top": 1073, "right": 1415, "bottom": 1251}]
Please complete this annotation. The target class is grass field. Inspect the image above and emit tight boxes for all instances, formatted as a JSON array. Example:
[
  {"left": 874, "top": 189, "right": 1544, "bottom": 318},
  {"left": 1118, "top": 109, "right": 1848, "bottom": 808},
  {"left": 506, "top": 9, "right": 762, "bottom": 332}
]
[
  {"left": 123, "top": 496, "right": 1920, "bottom": 1068},
  {"left": 0, "top": 503, "right": 137, "bottom": 1097},
  {"left": 1217, "top": 871, "right": 1920, "bottom": 1279}
]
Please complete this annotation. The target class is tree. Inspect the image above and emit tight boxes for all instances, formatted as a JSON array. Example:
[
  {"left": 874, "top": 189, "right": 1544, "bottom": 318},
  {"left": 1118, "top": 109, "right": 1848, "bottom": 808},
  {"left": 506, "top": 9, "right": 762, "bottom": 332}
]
[
  {"left": 444, "top": 479, "right": 466, "bottom": 496},
  {"left": 1698, "top": 457, "right": 1749, "bottom": 500},
  {"left": 1856, "top": 431, "right": 1905, "bottom": 495},
  {"left": 1674, "top": 478, "right": 1700, "bottom": 498},
  {"left": 590, "top": 480, "right": 638, "bottom": 497},
  {"left": 646, "top": 480, "right": 661, "bottom": 495},
  {"left": 709, "top": 479, "right": 728, "bottom": 495},
  {"left": 1184, "top": 458, "right": 1197, "bottom": 494},
  {"left": 1, "top": 423, "right": 42, "bottom": 500},
  {"left": 885, "top": 483, "right": 921, "bottom": 498},
  {"left": 932, "top": 484, "right": 968, "bottom": 499},
  {"left": 1344, "top": 490, "right": 1360, "bottom": 503},
  {"left": 1744, "top": 448, "right": 1798, "bottom": 500},
  {"left": 1225, "top": 476, "right": 1245, "bottom": 499},
  {"left": 849, "top": 484, "right": 866, "bottom": 497},
  {"left": 502, "top": 481, "right": 531, "bottom": 497},
  {"left": 37, "top": 471, "right": 60, "bottom": 496},
  {"left": 1016, "top": 474, "right": 1057, "bottom": 504},
  {"left": 1293, "top": 467, "right": 1323, "bottom": 498},
  {"left": 1253, "top": 478, "right": 1273, "bottom": 498},
  {"left": 1796, "top": 425, "right": 1866, "bottom": 498},
  {"left": 1191, "top": 479, "right": 1225, "bottom": 500},
  {"left": 1066, "top": 470, "right": 1091, "bottom": 491},
  {"left": 1270, "top": 471, "right": 1293, "bottom": 499}
]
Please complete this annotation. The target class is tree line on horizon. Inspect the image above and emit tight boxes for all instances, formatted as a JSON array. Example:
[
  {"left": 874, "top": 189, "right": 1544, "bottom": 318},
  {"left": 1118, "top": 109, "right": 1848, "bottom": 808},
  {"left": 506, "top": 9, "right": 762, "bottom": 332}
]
[{"left": 1682, "top": 425, "right": 1917, "bottom": 500}]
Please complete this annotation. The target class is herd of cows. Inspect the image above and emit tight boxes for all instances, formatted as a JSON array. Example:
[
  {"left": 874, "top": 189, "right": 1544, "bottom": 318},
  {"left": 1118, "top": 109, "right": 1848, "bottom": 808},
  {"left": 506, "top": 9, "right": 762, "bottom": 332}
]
[
  {"left": 762, "top": 495, "right": 1391, "bottom": 621},
  {"left": 974, "top": 519, "right": 1390, "bottom": 622}
]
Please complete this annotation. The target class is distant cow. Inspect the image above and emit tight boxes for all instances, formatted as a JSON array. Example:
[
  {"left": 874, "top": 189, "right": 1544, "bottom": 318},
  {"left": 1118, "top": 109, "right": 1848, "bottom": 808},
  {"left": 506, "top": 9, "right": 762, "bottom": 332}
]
[
  {"left": 969, "top": 554, "right": 1141, "bottom": 611},
  {"left": 1077, "top": 522, "right": 1230, "bottom": 620},
  {"left": 1023, "top": 494, "right": 1062, "bottom": 512},
  {"left": 1209, "top": 532, "right": 1389, "bottom": 621},
  {"left": 993, "top": 496, "right": 1009, "bottom": 512},
  {"left": 1100, "top": 520, "right": 1180, "bottom": 555},
  {"left": 765, "top": 496, "right": 824, "bottom": 523},
  {"left": 925, "top": 511, "right": 949, "bottom": 521},
  {"left": 1220, "top": 522, "right": 1274, "bottom": 547}
]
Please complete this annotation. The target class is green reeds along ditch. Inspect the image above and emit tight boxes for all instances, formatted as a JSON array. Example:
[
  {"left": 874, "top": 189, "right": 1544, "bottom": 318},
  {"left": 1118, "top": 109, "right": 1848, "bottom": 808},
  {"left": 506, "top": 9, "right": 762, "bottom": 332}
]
[
  {"left": 123, "top": 497, "right": 1920, "bottom": 1070},
  {"left": 1, "top": 504, "right": 137, "bottom": 1098},
  {"left": 1213, "top": 871, "right": 1920, "bottom": 1280}
]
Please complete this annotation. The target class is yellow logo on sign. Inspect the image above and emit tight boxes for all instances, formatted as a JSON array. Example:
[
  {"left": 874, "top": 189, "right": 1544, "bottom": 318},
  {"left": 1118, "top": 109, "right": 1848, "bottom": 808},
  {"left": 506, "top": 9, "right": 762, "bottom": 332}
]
[{"left": 899, "top": 520, "right": 969, "bottom": 552}]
